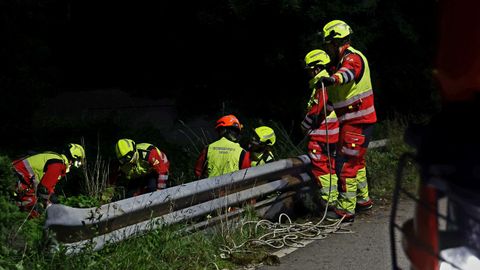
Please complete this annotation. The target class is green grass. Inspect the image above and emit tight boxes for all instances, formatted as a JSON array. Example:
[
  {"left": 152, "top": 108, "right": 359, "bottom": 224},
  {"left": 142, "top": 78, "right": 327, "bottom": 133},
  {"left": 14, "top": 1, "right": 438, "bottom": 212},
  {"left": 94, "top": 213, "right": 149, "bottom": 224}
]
[
  {"left": 61, "top": 226, "right": 234, "bottom": 270},
  {"left": 2, "top": 210, "right": 268, "bottom": 270}
]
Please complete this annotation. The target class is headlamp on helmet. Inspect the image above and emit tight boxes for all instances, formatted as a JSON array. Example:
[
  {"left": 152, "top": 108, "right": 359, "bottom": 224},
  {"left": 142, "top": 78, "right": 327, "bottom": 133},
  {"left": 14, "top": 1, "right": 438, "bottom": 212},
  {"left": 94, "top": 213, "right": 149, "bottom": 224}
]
[
  {"left": 115, "top": 139, "right": 138, "bottom": 165},
  {"left": 67, "top": 143, "right": 86, "bottom": 168}
]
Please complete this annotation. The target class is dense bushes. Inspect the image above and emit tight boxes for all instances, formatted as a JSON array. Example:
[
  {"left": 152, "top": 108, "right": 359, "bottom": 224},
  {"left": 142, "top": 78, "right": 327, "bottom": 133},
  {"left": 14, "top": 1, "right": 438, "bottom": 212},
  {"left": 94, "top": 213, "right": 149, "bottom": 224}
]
[{"left": 0, "top": 155, "right": 45, "bottom": 269}]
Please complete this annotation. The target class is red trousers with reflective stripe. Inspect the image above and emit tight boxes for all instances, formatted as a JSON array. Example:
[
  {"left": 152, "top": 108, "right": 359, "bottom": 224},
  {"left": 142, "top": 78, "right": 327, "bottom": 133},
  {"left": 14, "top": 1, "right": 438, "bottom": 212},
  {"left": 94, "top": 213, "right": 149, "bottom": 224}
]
[
  {"left": 308, "top": 140, "right": 336, "bottom": 178},
  {"left": 13, "top": 159, "right": 34, "bottom": 184},
  {"left": 13, "top": 160, "right": 45, "bottom": 217},
  {"left": 14, "top": 176, "right": 40, "bottom": 218},
  {"left": 336, "top": 123, "right": 373, "bottom": 192}
]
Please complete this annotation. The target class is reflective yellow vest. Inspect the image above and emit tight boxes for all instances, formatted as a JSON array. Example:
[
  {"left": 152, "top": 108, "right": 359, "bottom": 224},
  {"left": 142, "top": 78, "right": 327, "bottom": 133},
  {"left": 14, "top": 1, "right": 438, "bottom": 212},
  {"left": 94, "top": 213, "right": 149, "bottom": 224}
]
[
  {"left": 120, "top": 143, "right": 158, "bottom": 180},
  {"left": 327, "top": 46, "right": 372, "bottom": 104},
  {"left": 308, "top": 69, "right": 337, "bottom": 120},
  {"left": 24, "top": 152, "right": 69, "bottom": 186},
  {"left": 207, "top": 137, "right": 244, "bottom": 177},
  {"left": 327, "top": 46, "right": 376, "bottom": 124},
  {"left": 303, "top": 69, "right": 339, "bottom": 143}
]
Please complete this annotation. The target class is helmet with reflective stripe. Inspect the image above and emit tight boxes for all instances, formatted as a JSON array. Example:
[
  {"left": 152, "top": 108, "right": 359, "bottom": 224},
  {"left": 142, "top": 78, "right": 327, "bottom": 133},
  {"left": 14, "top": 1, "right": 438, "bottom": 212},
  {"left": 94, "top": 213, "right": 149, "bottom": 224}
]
[
  {"left": 215, "top": 114, "right": 242, "bottom": 131},
  {"left": 115, "top": 138, "right": 139, "bottom": 165},
  {"left": 304, "top": 49, "right": 330, "bottom": 69},
  {"left": 253, "top": 126, "right": 276, "bottom": 146},
  {"left": 67, "top": 143, "right": 86, "bottom": 168},
  {"left": 322, "top": 20, "right": 353, "bottom": 43}
]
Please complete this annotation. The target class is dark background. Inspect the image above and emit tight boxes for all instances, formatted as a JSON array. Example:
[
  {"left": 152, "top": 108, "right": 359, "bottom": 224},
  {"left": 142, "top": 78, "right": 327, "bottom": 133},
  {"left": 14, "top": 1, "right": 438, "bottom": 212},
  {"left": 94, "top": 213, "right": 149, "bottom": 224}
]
[{"left": 0, "top": 0, "right": 439, "bottom": 154}]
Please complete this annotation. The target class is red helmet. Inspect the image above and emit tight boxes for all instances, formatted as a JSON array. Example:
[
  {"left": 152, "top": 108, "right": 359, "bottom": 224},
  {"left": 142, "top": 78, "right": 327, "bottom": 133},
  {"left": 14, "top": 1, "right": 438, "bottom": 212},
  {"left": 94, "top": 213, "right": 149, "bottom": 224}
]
[{"left": 215, "top": 115, "right": 242, "bottom": 130}]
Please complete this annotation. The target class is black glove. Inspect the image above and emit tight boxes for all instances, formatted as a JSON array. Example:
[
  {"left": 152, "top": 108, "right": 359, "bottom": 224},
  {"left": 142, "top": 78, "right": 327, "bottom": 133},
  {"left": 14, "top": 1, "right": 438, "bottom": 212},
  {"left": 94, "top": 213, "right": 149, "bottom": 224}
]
[{"left": 316, "top": 76, "right": 335, "bottom": 87}]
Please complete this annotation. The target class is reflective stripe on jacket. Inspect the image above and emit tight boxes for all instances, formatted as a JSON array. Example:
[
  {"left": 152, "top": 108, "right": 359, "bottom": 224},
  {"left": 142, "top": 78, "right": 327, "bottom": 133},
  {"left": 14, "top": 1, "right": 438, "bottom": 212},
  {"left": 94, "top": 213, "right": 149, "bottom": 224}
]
[
  {"left": 303, "top": 70, "right": 340, "bottom": 143},
  {"left": 328, "top": 46, "right": 376, "bottom": 124},
  {"left": 120, "top": 143, "right": 169, "bottom": 180}
]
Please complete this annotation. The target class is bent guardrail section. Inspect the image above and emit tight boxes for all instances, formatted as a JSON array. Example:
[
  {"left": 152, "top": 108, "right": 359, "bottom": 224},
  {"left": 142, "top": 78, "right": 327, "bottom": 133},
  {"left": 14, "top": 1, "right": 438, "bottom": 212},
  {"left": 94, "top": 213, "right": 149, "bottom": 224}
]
[
  {"left": 46, "top": 155, "right": 312, "bottom": 253},
  {"left": 60, "top": 173, "right": 312, "bottom": 254}
]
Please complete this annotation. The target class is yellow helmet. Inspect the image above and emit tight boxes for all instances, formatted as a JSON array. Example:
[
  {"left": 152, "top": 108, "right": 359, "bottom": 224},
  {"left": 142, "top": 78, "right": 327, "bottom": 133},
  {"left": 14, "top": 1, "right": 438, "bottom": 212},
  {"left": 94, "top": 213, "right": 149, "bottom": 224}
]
[
  {"left": 67, "top": 143, "right": 86, "bottom": 168},
  {"left": 115, "top": 139, "right": 138, "bottom": 165},
  {"left": 253, "top": 126, "right": 276, "bottom": 146},
  {"left": 304, "top": 49, "right": 330, "bottom": 69},
  {"left": 322, "top": 20, "right": 353, "bottom": 43}
]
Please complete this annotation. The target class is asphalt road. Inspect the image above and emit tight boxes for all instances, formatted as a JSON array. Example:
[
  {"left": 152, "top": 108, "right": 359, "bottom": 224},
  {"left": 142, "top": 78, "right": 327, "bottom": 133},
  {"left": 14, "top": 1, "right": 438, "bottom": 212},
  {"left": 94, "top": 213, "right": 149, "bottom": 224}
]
[{"left": 256, "top": 199, "right": 414, "bottom": 270}]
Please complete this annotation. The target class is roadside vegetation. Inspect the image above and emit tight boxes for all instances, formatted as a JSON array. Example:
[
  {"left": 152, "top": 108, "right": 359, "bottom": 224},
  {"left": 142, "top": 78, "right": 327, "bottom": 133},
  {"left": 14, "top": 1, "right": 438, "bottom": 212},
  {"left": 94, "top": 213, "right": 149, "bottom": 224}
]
[
  {"left": 366, "top": 116, "right": 421, "bottom": 201},
  {"left": 0, "top": 117, "right": 420, "bottom": 269}
]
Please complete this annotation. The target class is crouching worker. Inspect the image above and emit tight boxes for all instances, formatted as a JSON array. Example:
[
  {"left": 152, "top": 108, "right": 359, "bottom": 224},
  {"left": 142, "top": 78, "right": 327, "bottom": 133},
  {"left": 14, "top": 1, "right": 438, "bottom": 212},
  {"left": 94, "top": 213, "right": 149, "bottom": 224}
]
[
  {"left": 194, "top": 114, "right": 251, "bottom": 179},
  {"left": 113, "top": 139, "right": 170, "bottom": 197},
  {"left": 12, "top": 143, "right": 86, "bottom": 218},
  {"left": 249, "top": 126, "right": 276, "bottom": 166}
]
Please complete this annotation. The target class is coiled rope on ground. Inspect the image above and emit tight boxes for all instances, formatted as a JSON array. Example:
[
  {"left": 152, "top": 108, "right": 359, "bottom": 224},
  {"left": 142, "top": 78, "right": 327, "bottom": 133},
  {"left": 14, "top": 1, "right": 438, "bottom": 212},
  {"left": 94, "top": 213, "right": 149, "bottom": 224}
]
[{"left": 220, "top": 212, "right": 354, "bottom": 256}]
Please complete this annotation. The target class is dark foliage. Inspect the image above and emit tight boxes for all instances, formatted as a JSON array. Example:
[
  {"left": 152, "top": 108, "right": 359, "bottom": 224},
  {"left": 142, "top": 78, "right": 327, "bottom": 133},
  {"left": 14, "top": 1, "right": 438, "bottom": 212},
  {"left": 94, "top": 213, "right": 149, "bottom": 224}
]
[{"left": 1, "top": 0, "right": 439, "bottom": 153}]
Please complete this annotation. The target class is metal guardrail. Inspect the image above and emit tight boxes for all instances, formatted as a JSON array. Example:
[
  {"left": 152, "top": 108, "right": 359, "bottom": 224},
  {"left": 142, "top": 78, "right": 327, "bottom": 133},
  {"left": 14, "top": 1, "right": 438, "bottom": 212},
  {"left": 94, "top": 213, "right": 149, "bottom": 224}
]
[
  {"left": 368, "top": 139, "right": 388, "bottom": 149},
  {"left": 46, "top": 139, "right": 388, "bottom": 254},
  {"left": 46, "top": 155, "right": 312, "bottom": 254}
]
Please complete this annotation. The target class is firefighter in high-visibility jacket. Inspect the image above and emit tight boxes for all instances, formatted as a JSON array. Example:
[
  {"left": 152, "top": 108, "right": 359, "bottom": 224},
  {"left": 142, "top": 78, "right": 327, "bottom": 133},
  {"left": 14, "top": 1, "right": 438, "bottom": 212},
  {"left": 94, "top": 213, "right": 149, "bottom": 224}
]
[
  {"left": 194, "top": 114, "right": 251, "bottom": 179},
  {"left": 114, "top": 139, "right": 170, "bottom": 197},
  {"left": 302, "top": 49, "right": 340, "bottom": 210},
  {"left": 249, "top": 126, "right": 276, "bottom": 167},
  {"left": 317, "top": 20, "right": 376, "bottom": 222},
  {"left": 12, "top": 143, "right": 86, "bottom": 218}
]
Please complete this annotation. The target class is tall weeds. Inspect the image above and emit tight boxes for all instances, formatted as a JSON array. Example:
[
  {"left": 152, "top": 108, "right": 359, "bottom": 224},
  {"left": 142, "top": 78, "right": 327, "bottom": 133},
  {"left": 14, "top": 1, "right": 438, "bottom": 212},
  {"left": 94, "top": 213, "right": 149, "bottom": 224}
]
[{"left": 80, "top": 139, "right": 111, "bottom": 203}]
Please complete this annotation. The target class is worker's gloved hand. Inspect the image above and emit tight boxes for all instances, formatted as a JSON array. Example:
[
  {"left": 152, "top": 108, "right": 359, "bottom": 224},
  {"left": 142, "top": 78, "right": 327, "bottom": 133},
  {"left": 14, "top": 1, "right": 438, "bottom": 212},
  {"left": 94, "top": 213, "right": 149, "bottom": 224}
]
[{"left": 316, "top": 76, "right": 335, "bottom": 87}]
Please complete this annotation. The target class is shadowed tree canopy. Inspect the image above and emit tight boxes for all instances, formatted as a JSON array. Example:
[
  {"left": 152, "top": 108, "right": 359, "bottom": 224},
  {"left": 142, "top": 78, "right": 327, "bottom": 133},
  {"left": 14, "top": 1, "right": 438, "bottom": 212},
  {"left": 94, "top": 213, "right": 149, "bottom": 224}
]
[{"left": 0, "top": 0, "right": 438, "bottom": 151}]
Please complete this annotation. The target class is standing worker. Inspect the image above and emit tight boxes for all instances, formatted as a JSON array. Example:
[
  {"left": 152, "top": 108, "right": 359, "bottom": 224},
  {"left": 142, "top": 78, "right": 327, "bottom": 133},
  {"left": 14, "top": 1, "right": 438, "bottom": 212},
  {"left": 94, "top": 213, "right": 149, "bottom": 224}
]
[
  {"left": 194, "top": 114, "right": 251, "bottom": 179},
  {"left": 12, "top": 143, "right": 86, "bottom": 218},
  {"left": 302, "top": 49, "right": 340, "bottom": 212},
  {"left": 114, "top": 139, "right": 170, "bottom": 197},
  {"left": 249, "top": 126, "right": 276, "bottom": 167},
  {"left": 317, "top": 20, "right": 376, "bottom": 222}
]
